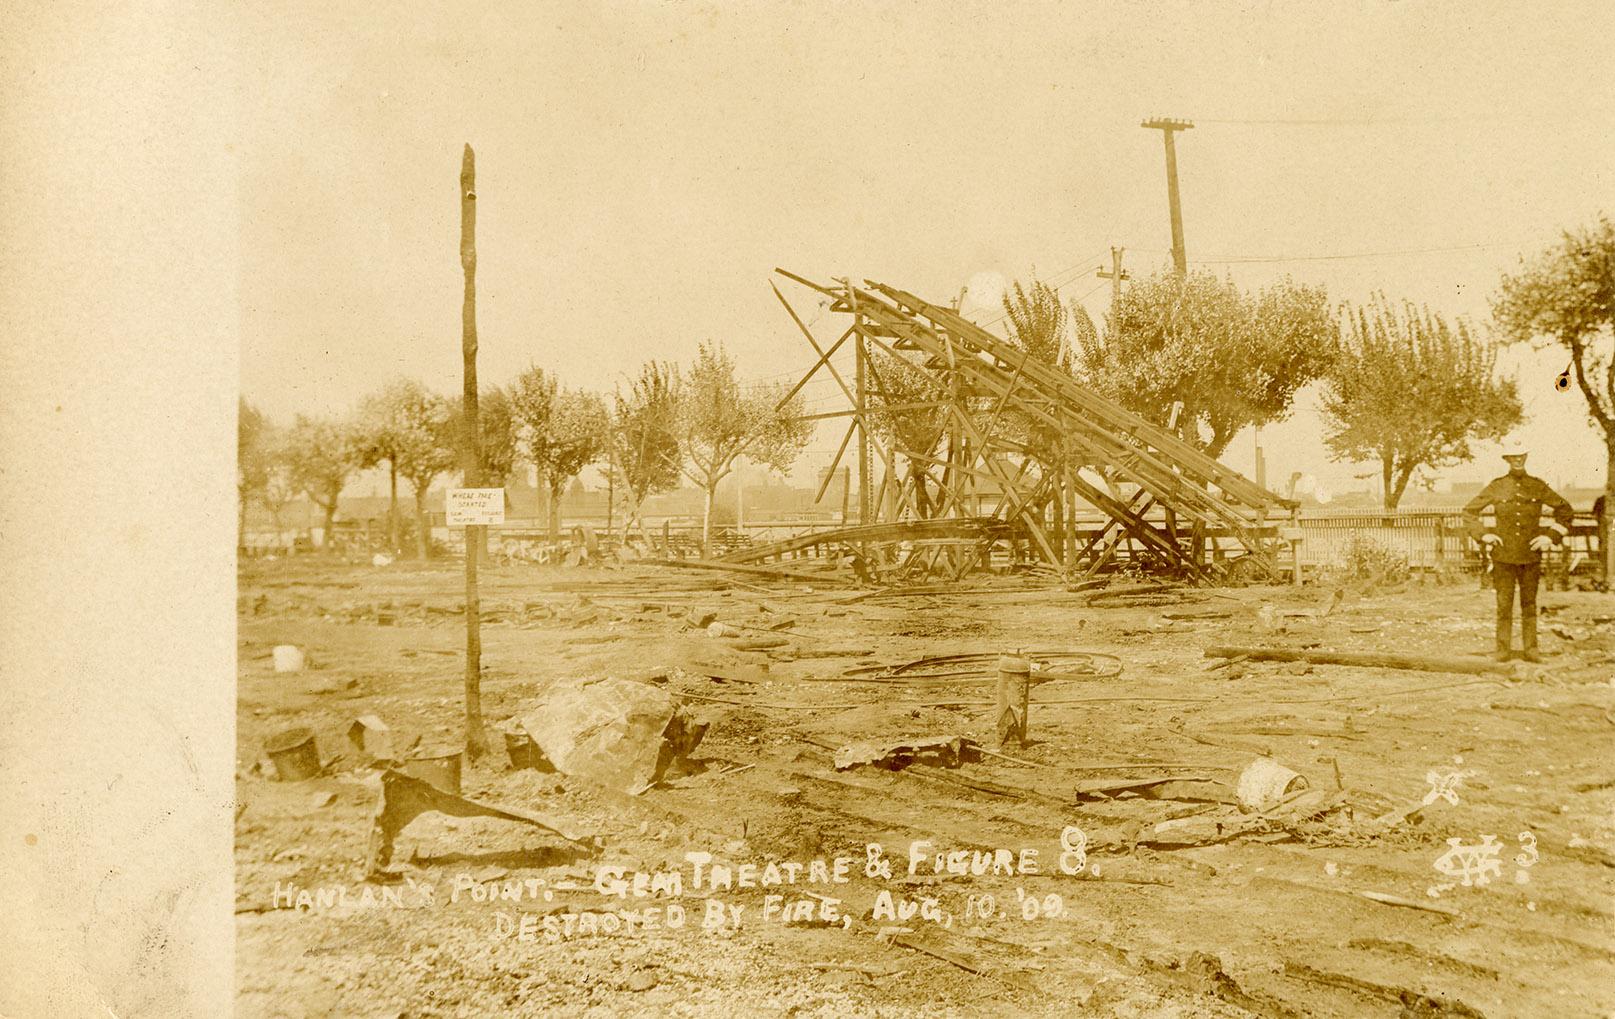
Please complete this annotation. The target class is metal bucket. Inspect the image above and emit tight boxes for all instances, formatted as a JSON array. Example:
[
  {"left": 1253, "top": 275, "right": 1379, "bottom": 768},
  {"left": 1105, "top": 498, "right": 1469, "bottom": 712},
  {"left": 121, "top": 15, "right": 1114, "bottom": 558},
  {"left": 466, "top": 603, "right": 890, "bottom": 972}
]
[
  {"left": 402, "top": 750, "right": 463, "bottom": 794},
  {"left": 265, "top": 726, "right": 321, "bottom": 781},
  {"left": 1236, "top": 757, "right": 1307, "bottom": 812}
]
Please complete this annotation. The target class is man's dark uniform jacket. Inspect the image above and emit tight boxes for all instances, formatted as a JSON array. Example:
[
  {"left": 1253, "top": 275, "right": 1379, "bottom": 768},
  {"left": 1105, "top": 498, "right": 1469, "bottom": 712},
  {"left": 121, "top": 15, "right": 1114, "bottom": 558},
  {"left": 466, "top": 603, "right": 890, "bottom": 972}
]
[
  {"left": 1461, "top": 472, "right": 1573, "bottom": 563},
  {"left": 1461, "top": 471, "right": 1573, "bottom": 655}
]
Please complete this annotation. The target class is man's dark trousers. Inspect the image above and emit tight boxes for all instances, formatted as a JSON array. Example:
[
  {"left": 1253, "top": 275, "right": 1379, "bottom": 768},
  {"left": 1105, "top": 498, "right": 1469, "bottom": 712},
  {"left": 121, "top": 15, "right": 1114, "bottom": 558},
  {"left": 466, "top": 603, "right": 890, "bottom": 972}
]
[{"left": 1493, "top": 561, "right": 1540, "bottom": 654}]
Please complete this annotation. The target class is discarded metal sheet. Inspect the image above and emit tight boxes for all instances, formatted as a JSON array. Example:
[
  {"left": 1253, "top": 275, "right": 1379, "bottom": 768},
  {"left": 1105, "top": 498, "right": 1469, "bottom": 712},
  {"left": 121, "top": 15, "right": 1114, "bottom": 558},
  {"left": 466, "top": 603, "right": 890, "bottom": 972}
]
[{"left": 365, "top": 769, "right": 593, "bottom": 876}]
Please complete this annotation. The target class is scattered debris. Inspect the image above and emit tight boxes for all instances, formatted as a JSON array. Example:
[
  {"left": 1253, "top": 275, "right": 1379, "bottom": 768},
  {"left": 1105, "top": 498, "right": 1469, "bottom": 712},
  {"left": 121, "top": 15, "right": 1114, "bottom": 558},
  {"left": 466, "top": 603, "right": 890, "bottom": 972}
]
[
  {"left": 833, "top": 736, "right": 978, "bottom": 771},
  {"left": 1355, "top": 889, "right": 1458, "bottom": 916},
  {"left": 521, "top": 676, "right": 707, "bottom": 794},
  {"left": 1204, "top": 645, "right": 1514, "bottom": 677},
  {"left": 644, "top": 557, "right": 858, "bottom": 585},
  {"left": 371, "top": 553, "right": 394, "bottom": 567},
  {"left": 1074, "top": 775, "right": 1229, "bottom": 802},
  {"left": 309, "top": 790, "right": 337, "bottom": 809},
  {"left": 1282, "top": 961, "right": 1484, "bottom": 1016},
  {"left": 887, "top": 932, "right": 1038, "bottom": 993},
  {"left": 680, "top": 659, "right": 769, "bottom": 686},
  {"left": 841, "top": 650, "right": 1123, "bottom": 683}
]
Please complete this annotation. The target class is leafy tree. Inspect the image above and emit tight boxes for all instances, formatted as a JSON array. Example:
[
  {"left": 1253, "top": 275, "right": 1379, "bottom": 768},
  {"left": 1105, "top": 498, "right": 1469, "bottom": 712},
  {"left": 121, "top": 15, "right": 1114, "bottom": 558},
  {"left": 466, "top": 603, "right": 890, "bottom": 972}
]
[
  {"left": 258, "top": 434, "right": 299, "bottom": 532},
  {"left": 451, "top": 385, "right": 519, "bottom": 488},
  {"left": 280, "top": 414, "right": 358, "bottom": 545},
  {"left": 1002, "top": 279, "right": 1074, "bottom": 373},
  {"left": 1322, "top": 294, "right": 1522, "bottom": 511},
  {"left": 1076, "top": 270, "right": 1338, "bottom": 457},
  {"left": 511, "top": 368, "right": 611, "bottom": 541},
  {"left": 510, "top": 366, "right": 610, "bottom": 543},
  {"left": 610, "top": 361, "right": 683, "bottom": 541},
  {"left": 1002, "top": 279, "right": 1095, "bottom": 551},
  {"left": 1492, "top": 214, "right": 1615, "bottom": 579},
  {"left": 676, "top": 342, "right": 811, "bottom": 555},
  {"left": 238, "top": 398, "right": 271, "bottom": 544},
  {"left": 356, "top": 379, "right": 456, "bottom": 559}
]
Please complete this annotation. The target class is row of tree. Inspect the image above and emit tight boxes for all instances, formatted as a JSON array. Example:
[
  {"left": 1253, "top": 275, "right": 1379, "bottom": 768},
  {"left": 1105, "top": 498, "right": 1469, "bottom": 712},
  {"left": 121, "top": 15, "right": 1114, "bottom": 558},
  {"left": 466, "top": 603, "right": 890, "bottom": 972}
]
[
  {"left": 238, "top": 342, "right": 810, "bottom": 557},
  {"left": 952, "top": 215, "right": 1613, "bottom": 512}
]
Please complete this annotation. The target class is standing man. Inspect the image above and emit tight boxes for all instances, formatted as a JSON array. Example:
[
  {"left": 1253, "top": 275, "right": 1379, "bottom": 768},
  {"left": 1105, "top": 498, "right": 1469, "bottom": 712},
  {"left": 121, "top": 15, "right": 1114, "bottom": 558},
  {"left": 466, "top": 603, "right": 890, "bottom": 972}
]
[{"left": 1462, "top": 439, "right": 1574, "bottom": 662}]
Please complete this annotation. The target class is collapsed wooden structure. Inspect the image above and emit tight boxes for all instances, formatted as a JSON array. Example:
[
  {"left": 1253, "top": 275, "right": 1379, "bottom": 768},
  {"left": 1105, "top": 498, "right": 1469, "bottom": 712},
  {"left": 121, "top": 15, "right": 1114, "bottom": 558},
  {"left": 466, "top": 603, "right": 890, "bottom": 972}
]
[{"left": 720, "top": 271, "right": 1298, "bottom": 584}]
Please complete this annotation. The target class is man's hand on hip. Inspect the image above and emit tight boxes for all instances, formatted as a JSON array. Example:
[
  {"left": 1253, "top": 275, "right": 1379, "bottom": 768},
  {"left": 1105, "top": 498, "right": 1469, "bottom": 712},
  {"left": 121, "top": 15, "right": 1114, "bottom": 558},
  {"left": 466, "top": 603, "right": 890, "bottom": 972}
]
[{"left": 1529, "top": 535, "right": 1555, "bottom": 552}]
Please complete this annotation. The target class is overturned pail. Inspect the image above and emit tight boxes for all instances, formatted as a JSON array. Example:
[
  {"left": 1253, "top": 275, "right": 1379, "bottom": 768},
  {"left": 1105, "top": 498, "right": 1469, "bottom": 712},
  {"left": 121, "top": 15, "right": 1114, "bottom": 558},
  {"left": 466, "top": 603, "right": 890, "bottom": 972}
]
[
  {"left": 1236, "top": 757, "right": 1308, "bottom": 813},
  {"left": 402, "top": 750, "right": 463, "bottom": 794},
  {"left": 265, "top": 726, "right": 321, "bottom": 781}
]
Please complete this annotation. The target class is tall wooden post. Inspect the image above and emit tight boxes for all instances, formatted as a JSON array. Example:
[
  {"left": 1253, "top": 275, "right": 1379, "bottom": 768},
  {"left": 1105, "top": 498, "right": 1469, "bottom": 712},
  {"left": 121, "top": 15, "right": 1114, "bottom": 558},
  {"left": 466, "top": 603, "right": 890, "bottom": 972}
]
[{"left": 459, "top": 144, "right": 489, "bottom": 760}]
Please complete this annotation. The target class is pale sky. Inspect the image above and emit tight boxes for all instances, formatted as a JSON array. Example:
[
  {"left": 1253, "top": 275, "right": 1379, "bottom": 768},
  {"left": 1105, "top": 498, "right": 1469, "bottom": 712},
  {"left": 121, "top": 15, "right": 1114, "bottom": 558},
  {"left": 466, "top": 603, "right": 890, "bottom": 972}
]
[{"left": 237, "top": 1, "right": 1615, "bottom": 494}]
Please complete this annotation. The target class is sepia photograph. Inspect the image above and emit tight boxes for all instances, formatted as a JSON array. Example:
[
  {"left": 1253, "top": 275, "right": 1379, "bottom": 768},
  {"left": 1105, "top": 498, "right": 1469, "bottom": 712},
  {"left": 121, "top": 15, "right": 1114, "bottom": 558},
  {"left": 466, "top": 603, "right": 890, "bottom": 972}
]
[{"left": 5, "top": 2, "right": 1615, "bottom": 1017}]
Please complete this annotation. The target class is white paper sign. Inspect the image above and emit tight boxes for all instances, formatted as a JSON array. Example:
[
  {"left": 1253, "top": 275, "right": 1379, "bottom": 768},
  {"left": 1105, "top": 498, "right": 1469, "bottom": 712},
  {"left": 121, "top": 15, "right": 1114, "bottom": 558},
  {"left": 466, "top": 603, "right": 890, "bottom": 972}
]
[{"left": 446, "top": 488, "right": 505, "bottom": 526}]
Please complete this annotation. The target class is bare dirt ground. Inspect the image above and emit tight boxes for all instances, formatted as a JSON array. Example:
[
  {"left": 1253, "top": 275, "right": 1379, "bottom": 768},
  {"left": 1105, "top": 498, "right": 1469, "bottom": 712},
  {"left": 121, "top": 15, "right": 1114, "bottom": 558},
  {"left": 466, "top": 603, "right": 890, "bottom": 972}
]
[{"left": 236, "top": 557, "right": 1615, "bottom": 1018}]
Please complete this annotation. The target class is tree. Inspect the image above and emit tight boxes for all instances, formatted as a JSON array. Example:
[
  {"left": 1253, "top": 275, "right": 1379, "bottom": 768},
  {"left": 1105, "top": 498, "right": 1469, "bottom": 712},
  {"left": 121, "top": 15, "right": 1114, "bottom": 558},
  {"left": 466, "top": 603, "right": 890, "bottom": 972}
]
[
  {"left": 676, "top": 342, "right": 811, "bottom": 555},
  {"left": 609, "top": 361, "right": 683, "bottom": 541},
  {"left": 451, "top": 385, "right": 518, "bottom": 489},
  {"left": 280, "top": 415, "right": 357, "bottom": 545},
  {"left": 1322, "top": 295, "right": 1522, "bottom": 511},
  {"left": 1002, "top": 279, "right": 1093, "bottom": 554},
  {"left": 1076, "top": 270, "right": 1338, "bottom": 457},
  {"left": 238, "top": 398, "right": 271, "bottom": 545},
  {"left": 1493, "top": 215, "right": 1615, "bottom": 581},
  {"left": 1002, "top": 278, "right": 1074, "bottom": 373},
  {"left": 258, "top": 434, "right": 299, "bottom": 533},
  {"left": 511, "top": 368, "right": 611, "bottom": 542},
  {"left": 356, "top": 379, "right": 456, "bottom": 559}
]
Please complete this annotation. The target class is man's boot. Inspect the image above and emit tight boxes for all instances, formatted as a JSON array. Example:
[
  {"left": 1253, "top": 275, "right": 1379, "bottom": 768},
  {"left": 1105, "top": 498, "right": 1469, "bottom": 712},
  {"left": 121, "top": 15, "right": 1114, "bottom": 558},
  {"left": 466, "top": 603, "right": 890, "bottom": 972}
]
[
  {"left": 1493, "top": 647, "right": 1514, "bottom": 662},
  {"left": 1520, "top": 649, "right": 1544, "bottom": 663}
]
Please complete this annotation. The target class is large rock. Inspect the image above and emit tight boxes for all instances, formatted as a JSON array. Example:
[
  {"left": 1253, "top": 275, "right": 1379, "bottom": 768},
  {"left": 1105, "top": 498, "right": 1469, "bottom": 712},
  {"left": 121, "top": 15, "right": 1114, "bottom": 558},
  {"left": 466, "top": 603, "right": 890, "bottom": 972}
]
[{"left": 520, "top": 677, "right": 705, "bottom": 794}]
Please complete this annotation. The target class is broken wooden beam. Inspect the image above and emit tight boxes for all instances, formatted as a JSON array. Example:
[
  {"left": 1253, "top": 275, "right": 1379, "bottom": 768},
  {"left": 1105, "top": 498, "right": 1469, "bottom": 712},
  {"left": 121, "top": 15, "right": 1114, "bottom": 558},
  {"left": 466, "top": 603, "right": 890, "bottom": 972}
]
[
  {"left": 1203, "top": 645, "right": 1515, "bottom": 677},
  {"left": 642, "top": 557, "right": 858, "bottom": 585}
]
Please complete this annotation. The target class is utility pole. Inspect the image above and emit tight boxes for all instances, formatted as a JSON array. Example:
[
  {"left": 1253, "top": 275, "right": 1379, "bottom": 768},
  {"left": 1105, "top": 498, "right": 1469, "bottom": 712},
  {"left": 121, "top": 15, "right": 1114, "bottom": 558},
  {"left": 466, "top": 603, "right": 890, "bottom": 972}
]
[
  {"left": 1142, "top": 118, "right": 1193, "bottom": 275},
  {"left": 458, "top": 144, "right": 489, "bottom": 761},
  {"left": 1096, "top": 246, "right": 1130, "bottom": 313}
]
